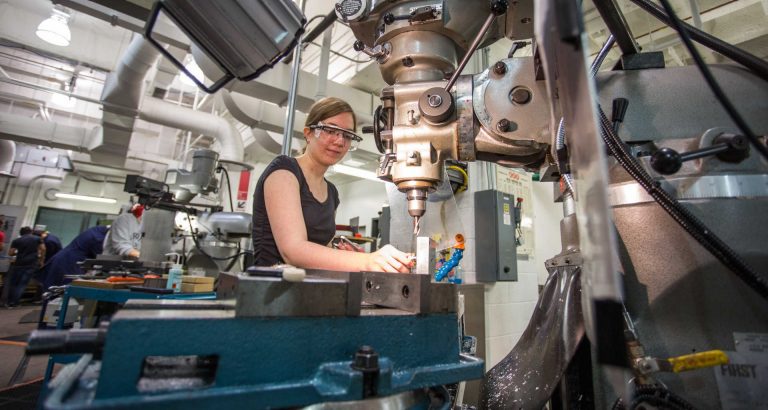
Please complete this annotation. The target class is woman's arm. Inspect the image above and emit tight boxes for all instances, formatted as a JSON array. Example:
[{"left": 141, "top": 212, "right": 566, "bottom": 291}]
[{"left": 264, "top": 170, "right": 411, "bottom": 273}]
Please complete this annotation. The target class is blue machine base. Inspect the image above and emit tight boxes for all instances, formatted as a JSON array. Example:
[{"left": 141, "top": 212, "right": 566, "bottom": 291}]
[{"left": 44, "top": 312, "right": 483, "bottom": 409}]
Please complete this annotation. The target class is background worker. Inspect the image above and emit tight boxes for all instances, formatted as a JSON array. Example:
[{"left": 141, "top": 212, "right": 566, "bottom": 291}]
[
  {"left": 0, "top": 215, "right": 6, "bottom": 253},
  {"left": 4, "top": 226, "right": 44, "bottom": 307},
  {"left": 39, "top": 225, "right": 109, "bottom": 289},
  {"left": 252, "top": 97, "right": 411, "bottom": 273},
  {"left": 102, "top": 204, "right": 143, "bottom": 259},
  {"left": 34, "top": 226, "right": 62, "bottom": 264}
]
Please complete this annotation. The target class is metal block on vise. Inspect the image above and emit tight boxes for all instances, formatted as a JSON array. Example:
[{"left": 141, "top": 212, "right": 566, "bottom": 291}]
[
  {"left": 414, "top": 236, "right": 436, "bottom": 276},
  {"left": 362, "top": 272, "right": 456, "bottom": 314},
  {"left": 218, "top": 271, "right": 362, "bottom": 317}
]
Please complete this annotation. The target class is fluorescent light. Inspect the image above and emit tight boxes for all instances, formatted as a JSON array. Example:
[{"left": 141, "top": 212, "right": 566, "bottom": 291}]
[
  {"left": 54, "top": 192, "right": 117, "bottom": 204},
  {"left": 36, "top": 8, "right": 71, "bottom": 47},
  {"left": 332, "top": 164, "right": 384, "bottom": 183}
]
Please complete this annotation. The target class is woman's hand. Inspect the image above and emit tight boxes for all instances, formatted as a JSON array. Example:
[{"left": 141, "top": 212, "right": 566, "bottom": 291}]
[{"left": 365, "top": 245, "right": 413, "bottom": 273}]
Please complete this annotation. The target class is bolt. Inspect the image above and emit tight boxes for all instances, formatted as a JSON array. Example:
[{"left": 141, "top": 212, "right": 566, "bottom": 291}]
[
  {"left": 497, "top": 118, "right": 511, "bottom": 132},
  {"left": 352, "top": 346, "right": 379, "bottom": 370},
  {"left": 521, "top": 17, "right": 532, "bottom": 24},
  {"left": 493, "top": 61, "right": 507, "bottom": 75},
  {"left": 510, "top": 87, "right": 532, "bottom": 104},
  {"left": 402, "top": 56, "right": 414, "bottom": 67},
  {"left": 427, "top": 94, "right": 442, "bottom": 108},
  {"left": 407, "top": 110, "right": 419, "bottom": 125}
]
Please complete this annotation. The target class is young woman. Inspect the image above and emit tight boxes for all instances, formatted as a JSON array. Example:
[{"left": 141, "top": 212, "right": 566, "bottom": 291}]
[{"left": 252, "top": 97, "right": 411, "bottom": 273}]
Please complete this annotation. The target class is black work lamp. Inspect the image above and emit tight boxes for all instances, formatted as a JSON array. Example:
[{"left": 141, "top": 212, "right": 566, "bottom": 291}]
[{"left": 145, "top": 0, "right": 306, "bottom": 93}]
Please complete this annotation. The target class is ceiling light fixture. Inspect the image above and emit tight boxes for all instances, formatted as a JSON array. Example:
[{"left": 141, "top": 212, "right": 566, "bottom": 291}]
[
  {"left": 332, "top": 164, "right": 385, "bottom": 183},
  {"left": 54, "top": 192, "right": 117, "bottom": 204},
  {"left": 36, "top": 6, "right": 72, "bottom": 47}
]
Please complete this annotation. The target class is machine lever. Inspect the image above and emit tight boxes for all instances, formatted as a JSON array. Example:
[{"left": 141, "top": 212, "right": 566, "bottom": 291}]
[
  {"left": 650, "top": 133, "right": 750, "bottom": 175},
  {"left": 444, "top": 0, "right": 508, "bottom": 92},
  {"left": 383, "top": 6, "right": 439, "bottom": 25},
  {"left": 611, "top": 97, "right": 629, "bottom": 134},
  {"left": 353, "top": 41, "right": 390, "bottom": 63}
]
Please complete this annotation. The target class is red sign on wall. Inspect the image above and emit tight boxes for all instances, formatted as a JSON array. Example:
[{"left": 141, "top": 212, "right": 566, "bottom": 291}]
[{"left": 236, "top": 170, "right": 251, "bottom": 211}]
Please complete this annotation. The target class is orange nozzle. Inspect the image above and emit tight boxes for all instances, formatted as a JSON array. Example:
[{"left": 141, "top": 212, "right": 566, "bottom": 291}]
[{"left": 454, "top": 233, "right": 465, "bottom": 249}]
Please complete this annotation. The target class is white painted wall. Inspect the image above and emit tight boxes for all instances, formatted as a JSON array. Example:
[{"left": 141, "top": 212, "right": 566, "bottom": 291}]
[
  {"left": 484, "top": 180, "right": 563, "bottom": 368},
  {"left": 334, "top": 179, "right": 390, "bottom": 237}
]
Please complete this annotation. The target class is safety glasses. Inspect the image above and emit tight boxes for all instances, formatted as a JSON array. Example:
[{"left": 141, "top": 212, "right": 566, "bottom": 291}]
[{"left": 309, "top": 122, "right": 362, "bottom": 151}]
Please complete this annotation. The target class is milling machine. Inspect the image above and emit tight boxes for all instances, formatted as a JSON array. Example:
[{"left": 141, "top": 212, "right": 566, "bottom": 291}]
[
  {"left": 340, "top": 0, "right": 768, "bottom": 408},
  {"left": 129, "top": 148, "right": 252, "bottom": 275}
]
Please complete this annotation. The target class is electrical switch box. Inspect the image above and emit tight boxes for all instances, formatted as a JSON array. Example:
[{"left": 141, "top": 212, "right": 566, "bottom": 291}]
[{"left": 474, "top": 189, "right": 517, "bottom": 282}]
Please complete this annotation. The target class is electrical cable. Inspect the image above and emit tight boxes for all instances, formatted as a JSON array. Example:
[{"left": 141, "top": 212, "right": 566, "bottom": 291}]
[
  {"left": 216, "top": 165, "right": 243, "bottom": 270},
  {"left": 628, "top": 0, "right": 768, "bottom": 82},
  {"left": 590, "top": 34, "right": 616, "bottom": 78},
  {"left": 639, "top": 0, "right": 768, "bottom": 161},
  {"left": 597, "top": 105, "right": 768, "bottom": 300},
  {"left": 217, "top": 166, "right": 234, "bottom": 212}
]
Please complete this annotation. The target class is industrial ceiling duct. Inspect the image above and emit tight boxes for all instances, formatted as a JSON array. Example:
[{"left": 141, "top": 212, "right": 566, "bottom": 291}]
[
  {"left": 138, "top": 97, "right": 244, "bottom": 163},
  {"left": 0, "top": 139, "right": 16, "bottom": 175},
  {"left": 95, "top": 35, "right": 161, "bottom": 165}
]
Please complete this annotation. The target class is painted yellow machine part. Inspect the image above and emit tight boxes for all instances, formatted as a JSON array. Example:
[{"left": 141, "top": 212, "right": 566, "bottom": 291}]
[{"left": 668, "top": 350, "right": 729, "bottom": 373}]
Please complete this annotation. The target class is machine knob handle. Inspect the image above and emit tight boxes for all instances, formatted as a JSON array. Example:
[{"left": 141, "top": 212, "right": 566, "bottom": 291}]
[{"left": 650, "top": 134, "right": 750, "bottom": 175}]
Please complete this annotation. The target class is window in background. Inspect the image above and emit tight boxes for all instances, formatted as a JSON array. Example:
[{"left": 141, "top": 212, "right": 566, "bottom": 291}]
[{"left": 34, "top": 207, "right": 109, "bottom": 246}]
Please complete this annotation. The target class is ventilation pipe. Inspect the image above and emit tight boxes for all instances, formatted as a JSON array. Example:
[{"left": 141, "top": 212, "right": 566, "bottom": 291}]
[
  {"left": 95, "top": 35, "right": 244, "bottom": 164},
  {"left": 138, "top": 97, "right": 243, "bottom": 162},
  {"left": 0, "top": 140, "right": 16, "bottom": 175},
  {"left": 95, "top": 35, "right": 161, "bottom": 165}
]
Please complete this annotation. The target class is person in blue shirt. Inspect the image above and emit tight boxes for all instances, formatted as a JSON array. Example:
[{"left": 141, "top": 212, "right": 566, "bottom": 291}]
[
  {"left": 4, "top": 227, "right": 44, "bottom": 307},
  {"left": 38, "top": 225, "right": 109, "bottom": 290},
  {"left": 36, "top": 228, "right": 63, "bottom": 264}
]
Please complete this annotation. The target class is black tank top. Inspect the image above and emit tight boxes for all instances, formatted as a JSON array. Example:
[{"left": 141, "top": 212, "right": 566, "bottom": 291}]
[{"left": 252, "top": 155, "right": 339, "bottom": 266}]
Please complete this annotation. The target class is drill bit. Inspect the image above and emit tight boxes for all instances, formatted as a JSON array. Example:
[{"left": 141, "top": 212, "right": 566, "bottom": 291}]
[{"left": 410, "top": 216, "right": 421, "bottom": 255}]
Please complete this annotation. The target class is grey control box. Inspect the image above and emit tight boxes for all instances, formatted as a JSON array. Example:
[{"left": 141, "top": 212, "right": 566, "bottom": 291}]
[{"left": 474, "top": 189, "right": 517, "bottom": 282}]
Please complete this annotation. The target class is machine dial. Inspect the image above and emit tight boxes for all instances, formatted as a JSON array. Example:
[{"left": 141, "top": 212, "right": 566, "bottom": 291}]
[{"left": 335, "top": 0, "right": 368, "bottom": 22}]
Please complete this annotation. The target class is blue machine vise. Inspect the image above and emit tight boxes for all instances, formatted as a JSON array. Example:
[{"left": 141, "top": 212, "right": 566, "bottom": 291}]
[{"left": 36, "top": 271, "right": 483, "bottom": 409}]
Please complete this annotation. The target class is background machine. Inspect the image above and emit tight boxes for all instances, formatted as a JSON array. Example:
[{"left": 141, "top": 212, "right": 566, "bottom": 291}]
[{"left": 127, "top": 148, "right": 252, "bottom": 275}]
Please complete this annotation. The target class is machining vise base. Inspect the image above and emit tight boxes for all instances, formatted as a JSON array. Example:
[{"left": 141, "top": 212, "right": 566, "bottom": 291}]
[{"left": 43, "top": 309, "right": 483, "bottom": 409}]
